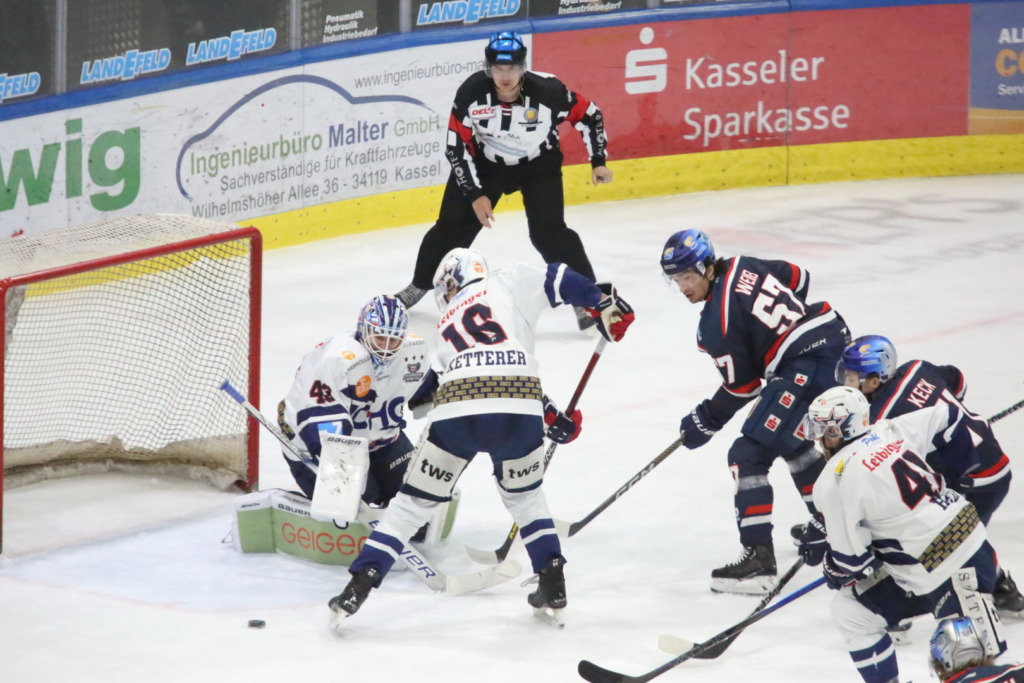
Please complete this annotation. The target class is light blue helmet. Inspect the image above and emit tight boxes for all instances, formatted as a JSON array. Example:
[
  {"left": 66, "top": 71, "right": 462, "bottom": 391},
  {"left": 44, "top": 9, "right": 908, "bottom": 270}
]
[
  {"left": 356, "top": 295, "right": 408, "bottom": 367},
  {"left": 837, "top": 335, "right": 898, "bottom": 385},
  {"left": 660, "top": 229, "right": 716, "bottom": 276},
  {"left": 929, "top": 617, "right": 987, "bottom": 676}
]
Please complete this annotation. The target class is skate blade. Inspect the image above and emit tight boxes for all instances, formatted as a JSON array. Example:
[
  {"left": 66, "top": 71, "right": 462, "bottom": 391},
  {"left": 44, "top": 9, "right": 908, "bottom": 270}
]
[
  {"left": 328, "top": 606, "right": 351, "bottom": 632},
  {"left": 533, "top": 605, "right": 566, "bottom": 629},
  {"left": 710, "top": 576, "right": 776, "bottom": 596}
]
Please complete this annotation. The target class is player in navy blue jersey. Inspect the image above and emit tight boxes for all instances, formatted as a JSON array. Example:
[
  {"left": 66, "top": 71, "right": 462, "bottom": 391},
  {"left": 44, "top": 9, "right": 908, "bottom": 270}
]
[
  {"left": 930, "top": 616, "right": 1024, "bottom": 682},
  {"left": 660, "top": 229, "right": 850, "bottom": 594},
  {"left": 395, "top": 31, "right": 612, "bottom": 330},
  {"left": 837, "top": 335, "right": 1024, "bottom": 617}
]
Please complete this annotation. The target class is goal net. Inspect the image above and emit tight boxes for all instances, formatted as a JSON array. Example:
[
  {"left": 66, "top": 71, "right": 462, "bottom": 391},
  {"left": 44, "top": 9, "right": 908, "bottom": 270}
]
[{"left": 1, "top": 215, "right": 261, "bottom": 553}]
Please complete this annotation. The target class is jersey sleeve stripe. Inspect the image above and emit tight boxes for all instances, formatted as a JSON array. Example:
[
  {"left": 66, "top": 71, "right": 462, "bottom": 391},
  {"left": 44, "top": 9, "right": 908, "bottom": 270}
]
[{"left": 875, "top": 360, "right": 923, "bottom": 420}]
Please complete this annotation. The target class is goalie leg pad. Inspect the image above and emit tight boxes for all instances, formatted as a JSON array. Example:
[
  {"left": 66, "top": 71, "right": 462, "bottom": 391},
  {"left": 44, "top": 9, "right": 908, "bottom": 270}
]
[
  {"left": 495, "top": 444, "right": 546, "bottom": 493},
  {"left": 946, "top": 565, "right": 1005, "bottom": 657}
]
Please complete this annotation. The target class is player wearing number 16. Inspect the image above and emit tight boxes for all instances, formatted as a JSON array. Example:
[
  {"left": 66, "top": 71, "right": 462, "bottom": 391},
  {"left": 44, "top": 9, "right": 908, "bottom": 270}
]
[
  {"left": 660, "top": 229, "right": 850, "bottom": 595},
  {"left": 330, "top": 248, "right": 634, "bottom": 628}
]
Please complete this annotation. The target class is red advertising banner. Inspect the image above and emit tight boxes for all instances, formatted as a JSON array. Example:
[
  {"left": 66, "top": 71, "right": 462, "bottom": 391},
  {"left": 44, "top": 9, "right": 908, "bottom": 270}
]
[{"left": 534, "top": 4, "right": 970, "bottom": 164}]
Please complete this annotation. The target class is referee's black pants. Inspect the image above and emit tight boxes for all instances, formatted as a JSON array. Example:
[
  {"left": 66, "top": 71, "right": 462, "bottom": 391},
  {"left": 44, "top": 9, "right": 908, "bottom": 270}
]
[{"left": 410, "top": 151, "right": 596, "bottom": 290}]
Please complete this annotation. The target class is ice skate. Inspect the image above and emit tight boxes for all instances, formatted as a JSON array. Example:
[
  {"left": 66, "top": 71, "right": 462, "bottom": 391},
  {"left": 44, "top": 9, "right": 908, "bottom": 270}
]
[
  {"left": 395, "top": 283, "right": 428, "bottom": 309},
  {"left": 327, "top": 567, "right": 380, "bottom": 630},
  {"left": 710, "top": 543, "right": 777, "bottom": 595},
  {"left": 526, "top": 556, "right": 567, "bottom": 628},
  {"left": 994, "top": 571, "right": 1024, "bottom": 618}
]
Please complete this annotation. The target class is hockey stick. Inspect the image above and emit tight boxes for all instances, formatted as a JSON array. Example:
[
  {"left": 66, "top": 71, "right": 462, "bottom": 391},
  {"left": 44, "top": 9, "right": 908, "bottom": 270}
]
[
  {"left": 464, "top": 337, "right": 609, "bottom": 565},
  {"left": 219, "top": 380, "right": 521, "bottom": 595},
  {"left": 578, "top": 576, "right": 826, "bottom": 683},
  {"left": 657, "top": 557, "right": 806, "bottom": 658},
  {"left": 564, "top": 437, "right": 683, "bottom": 538},
  {"left": 989, "top": 397, "right": 1024, "bottom": 423}
]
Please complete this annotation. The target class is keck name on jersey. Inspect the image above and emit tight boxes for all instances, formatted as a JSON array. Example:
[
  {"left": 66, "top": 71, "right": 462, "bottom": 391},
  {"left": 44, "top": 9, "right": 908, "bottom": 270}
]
[{"left": 447, "top": 349, "right": 527, "bottom": 371}]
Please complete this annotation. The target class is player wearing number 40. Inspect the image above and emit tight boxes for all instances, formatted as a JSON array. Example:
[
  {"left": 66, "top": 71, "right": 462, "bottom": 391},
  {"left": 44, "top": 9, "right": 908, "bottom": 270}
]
[
  {"left": 329, "top": 248, "right": 634, "bottom": 628},
  {"left": 277, "top": 294, "right": 437, "bottom": 512},
  {"left": 660, "top": 229, "right": 851, "bottom": 596}
]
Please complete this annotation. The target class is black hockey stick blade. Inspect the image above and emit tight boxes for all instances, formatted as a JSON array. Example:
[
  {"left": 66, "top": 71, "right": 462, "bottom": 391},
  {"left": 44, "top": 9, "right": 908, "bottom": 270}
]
[
  {"left": 578, "top": 576, "right": 825, "bottom": 683},
  {"left": 659, "top": 557, "right": 806, "bottom": 659}
]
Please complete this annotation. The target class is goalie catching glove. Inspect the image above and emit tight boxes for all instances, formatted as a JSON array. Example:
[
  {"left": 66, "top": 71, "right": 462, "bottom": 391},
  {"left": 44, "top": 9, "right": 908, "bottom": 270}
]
[
  {"left": 586, "top": 283, "right": 635, "bottom": 343},
  {"left": 543, "top": 394, "right": 583, "bottom": 444}
]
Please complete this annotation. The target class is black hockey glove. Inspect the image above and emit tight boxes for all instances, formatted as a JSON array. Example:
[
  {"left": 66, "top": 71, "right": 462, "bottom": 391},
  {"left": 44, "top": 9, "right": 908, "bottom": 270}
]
[
  {"left": 822, "top": 552, "right": 881, "bottom": 591},
  {"left": 798, "top": 514, "right": 828, "bottom": 567},
  {"left": 543, "top": 395, "right": 583, "bottom": 444},
  {"left": 679, "top": 402, "right": 719, "bottom": 449},
  {"left": 586, "top": 283, "right": 635, "bottom": 343}
]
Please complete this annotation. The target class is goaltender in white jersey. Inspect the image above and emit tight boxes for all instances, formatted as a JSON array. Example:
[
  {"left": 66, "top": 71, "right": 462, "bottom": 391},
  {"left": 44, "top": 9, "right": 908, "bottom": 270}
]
[
  {"left": 278, "top": 295, "right": 436, "bottom": 508},
  {"left": 803, "top": 386, "right": 1005, "bottom": 683}
]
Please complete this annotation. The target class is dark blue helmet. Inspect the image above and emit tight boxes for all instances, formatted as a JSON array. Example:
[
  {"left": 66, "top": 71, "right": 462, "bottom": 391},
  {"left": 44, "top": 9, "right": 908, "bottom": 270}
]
[
  {"left": 485, "top": 31, "right": 527, "bottom": 67},
  {"left": 660, "top": 229, "right": 715, "bottom": 276},
  {"left": 837, "top": 335, "right": 898, "bottom": 384}
]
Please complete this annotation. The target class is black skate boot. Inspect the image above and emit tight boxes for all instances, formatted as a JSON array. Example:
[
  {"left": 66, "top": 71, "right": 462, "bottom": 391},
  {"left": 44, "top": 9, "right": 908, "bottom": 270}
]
[
  {"left": 327, "top": 567, "right": 381, "bottom": 629},
  {"left": 711, "top": 543, "right": 777, "bottom": 595},
  {"left": 526, "top": 556, "right": 567, "bottom": 628},
  {"left": 395, "top": 284, "right": 428, "bottom": 309},
  {"left": 994, "top": 570, "right": 1024, "bottom": 617}
]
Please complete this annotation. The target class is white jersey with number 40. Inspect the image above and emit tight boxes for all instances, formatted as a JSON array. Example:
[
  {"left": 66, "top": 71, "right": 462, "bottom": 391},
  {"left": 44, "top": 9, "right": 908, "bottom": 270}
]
[{"left": 813, "top": 404, "right": 987, "bottom": 596}]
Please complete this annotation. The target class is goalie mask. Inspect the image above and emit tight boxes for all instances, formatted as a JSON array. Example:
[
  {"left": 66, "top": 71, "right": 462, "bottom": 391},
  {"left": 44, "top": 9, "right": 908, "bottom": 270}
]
[
  {"left": 837, "top": 335, "right": 898, "bottom": 385},
  {"left": 803, "top": 385, "right": 871, "bottom": 444},
  {"left": 929, "top": 616, "right": 987, "bottom": 676},
  {"left": 432, "top": 248, "right": 488, "bottom": 310},
  {"left": 356, "top": 295, "right": 408, "bottom": 367}
]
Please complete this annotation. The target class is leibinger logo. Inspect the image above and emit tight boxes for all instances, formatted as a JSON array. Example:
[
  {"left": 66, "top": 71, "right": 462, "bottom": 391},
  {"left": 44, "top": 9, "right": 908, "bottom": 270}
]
[{"left": 416, "top": 0, "right": 521, "bottom": 26}]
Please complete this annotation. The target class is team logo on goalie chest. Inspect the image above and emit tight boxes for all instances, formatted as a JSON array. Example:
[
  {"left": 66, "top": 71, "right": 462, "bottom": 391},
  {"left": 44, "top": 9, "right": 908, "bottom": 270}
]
[{"left": 404, "top": 362, "right": 424, "bottom": 382}]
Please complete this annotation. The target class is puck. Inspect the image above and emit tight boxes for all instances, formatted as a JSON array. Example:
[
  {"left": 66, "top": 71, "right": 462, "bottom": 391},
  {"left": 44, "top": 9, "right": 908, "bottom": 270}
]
[{"left": 248, "top": 619, "right": 266, "bottom": 629}]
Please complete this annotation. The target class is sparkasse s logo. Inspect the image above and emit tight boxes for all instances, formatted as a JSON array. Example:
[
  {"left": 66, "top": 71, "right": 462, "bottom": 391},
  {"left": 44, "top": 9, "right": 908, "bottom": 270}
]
[{"left": 625, "top": 27, "right": 667, "bottom": 95}]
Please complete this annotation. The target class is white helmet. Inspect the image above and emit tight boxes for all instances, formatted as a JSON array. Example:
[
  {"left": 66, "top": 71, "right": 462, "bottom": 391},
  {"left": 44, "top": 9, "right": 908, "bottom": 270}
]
[
  {"left": 804, "top": 385, "right": 871, "bottom": 442},
  {"left": 432, "top": 248, "right": 488, "bottom": 310}
]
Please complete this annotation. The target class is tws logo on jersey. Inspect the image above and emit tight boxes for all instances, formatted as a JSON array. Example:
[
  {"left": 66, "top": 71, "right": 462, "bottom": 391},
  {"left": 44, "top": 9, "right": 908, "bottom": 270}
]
[
  {"left": 416, "top": 0, "right": 521, "bottom": 26},
  {"left": 0, "top": 117, "right": 141, "bottom": 213}
]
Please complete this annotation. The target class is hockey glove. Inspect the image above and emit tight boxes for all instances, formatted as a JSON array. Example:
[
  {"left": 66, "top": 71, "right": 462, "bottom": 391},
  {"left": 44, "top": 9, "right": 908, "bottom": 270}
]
[
  {"left": 679, "top": 403, "right": 718, "bottom": 449},
  {"left": 798, "top": 514, "right": 828, "bottom": 567},
  {"left": 822, "top": 552, "right": 881, "bottom": 590},
  {"left": 543, "top": 394, "right": 583, "bottom": 444},
  {"left": 587, "top": 283, "right": 635, "bottom": 343}
]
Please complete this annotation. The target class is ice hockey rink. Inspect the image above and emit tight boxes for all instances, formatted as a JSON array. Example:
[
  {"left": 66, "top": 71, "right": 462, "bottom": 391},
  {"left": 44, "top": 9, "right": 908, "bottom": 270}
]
[{"left": 2, "top": 173, "right": 1022, "bottom": 683}]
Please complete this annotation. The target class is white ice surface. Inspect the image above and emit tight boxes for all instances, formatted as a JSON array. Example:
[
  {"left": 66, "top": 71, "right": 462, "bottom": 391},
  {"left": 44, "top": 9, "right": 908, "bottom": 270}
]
[{"left": 3, "top": 174, "right": 1023, "bottom": 683}]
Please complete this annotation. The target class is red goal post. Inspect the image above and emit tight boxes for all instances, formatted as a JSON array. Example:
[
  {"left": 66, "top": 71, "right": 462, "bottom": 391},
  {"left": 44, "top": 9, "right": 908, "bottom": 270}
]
[{"left": 1, "top": 215, "right": 262, "bottom": 554}]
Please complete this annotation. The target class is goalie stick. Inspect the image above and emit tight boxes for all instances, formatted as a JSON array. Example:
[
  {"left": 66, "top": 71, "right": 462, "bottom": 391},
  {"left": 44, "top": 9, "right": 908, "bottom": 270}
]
[
  {"left": 464, "top": 338, "right": 609, "bottom": 565},
  {"left": 657, "top": 557, "right": 806, "bottom": 658},
  {"left": 989, "top": 397, "right": 1024, "bottom": 423},
  {"left": 578, "top": 576, "right": 826, "bottom": 683},
  {"left": 219, "top": 380, "right": 521, "bottom": 596}
]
